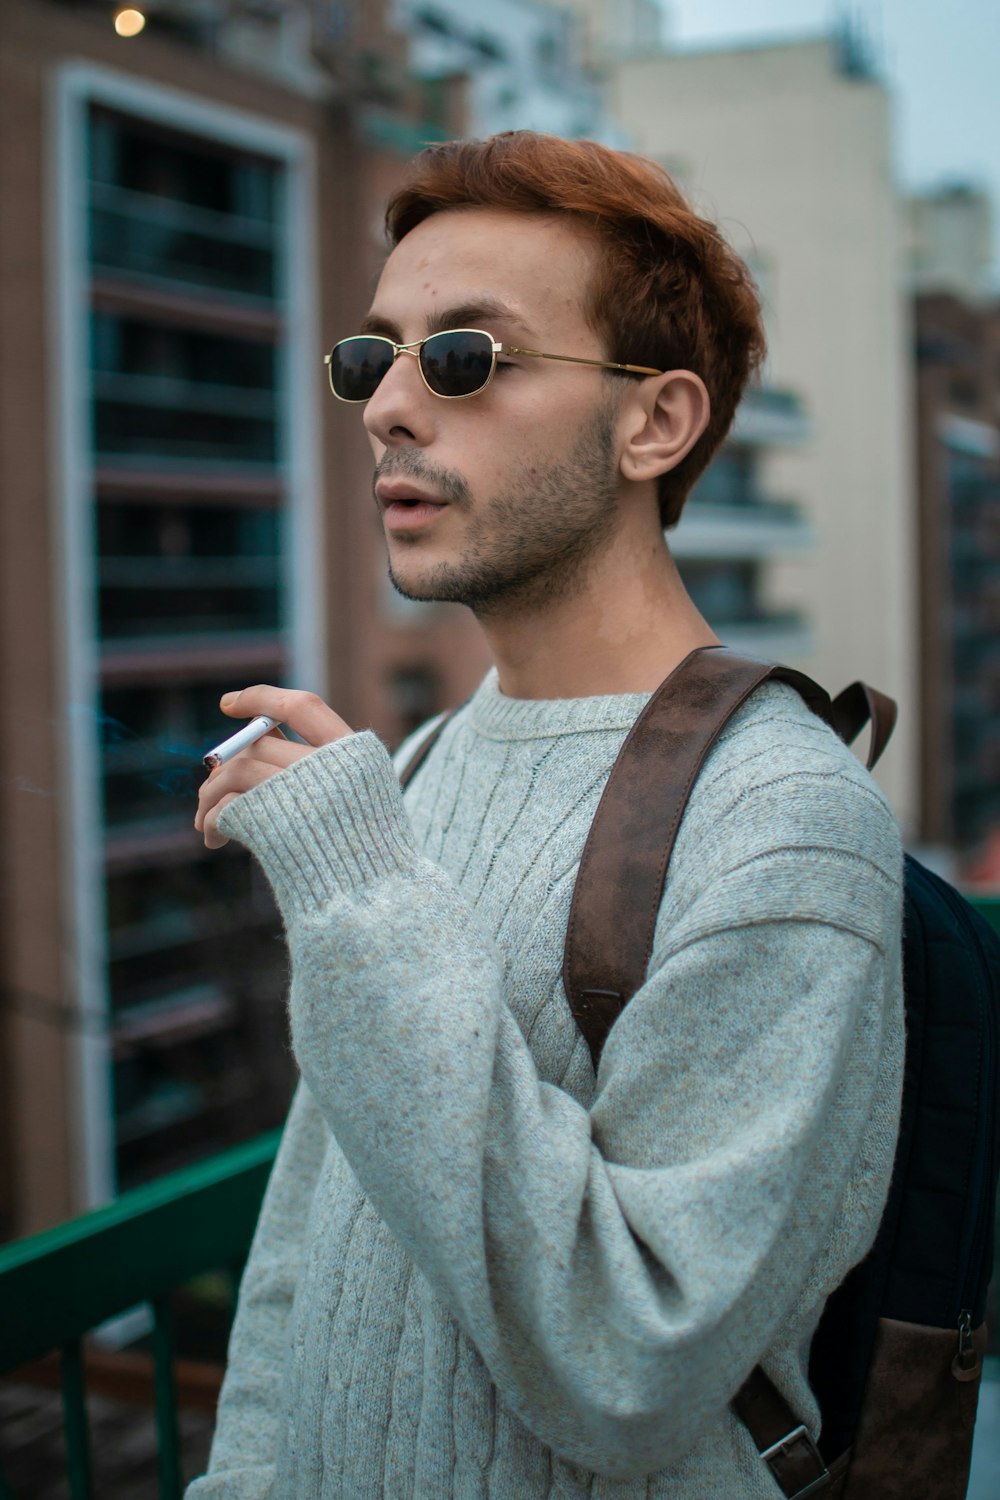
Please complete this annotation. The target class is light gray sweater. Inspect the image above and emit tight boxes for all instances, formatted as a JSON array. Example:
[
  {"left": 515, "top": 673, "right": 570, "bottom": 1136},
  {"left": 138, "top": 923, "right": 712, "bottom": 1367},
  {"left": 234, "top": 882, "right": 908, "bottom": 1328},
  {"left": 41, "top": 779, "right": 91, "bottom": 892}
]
[{"left": 186, "top": 669, "right": 904, "bottom": 1499}]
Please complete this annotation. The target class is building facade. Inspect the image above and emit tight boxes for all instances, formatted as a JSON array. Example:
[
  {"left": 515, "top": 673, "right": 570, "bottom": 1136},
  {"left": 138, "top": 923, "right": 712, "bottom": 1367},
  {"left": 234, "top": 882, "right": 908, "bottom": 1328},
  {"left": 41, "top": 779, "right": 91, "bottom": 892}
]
[
  {"left": 913, "top": 293, "right": 1000, "bottom": 859},
  {"left": 673, "top": 389, "right": 816, "bottom": 659},
  {"left": 907, "top": 183, "right": 995, "bottom": 306},
  {"left": 601, "top": 33, "right": 918, "bottom": 829},
  {"left": 0, "top": 3, "right": 926, "bottom": 1243},
  {"left": 393, "top": 0, "right": 611, "bottom": 141},
  {"left": 0, "top": 0, "right": 491, "bottom": 1240}
]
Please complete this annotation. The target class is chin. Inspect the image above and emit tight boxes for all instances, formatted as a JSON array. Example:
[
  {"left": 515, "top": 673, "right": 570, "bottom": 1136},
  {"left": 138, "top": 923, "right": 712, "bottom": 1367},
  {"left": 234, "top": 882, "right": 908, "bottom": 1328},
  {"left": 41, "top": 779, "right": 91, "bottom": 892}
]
[{"left": 387, "top": 562, "right": 444, "bottom": 604}]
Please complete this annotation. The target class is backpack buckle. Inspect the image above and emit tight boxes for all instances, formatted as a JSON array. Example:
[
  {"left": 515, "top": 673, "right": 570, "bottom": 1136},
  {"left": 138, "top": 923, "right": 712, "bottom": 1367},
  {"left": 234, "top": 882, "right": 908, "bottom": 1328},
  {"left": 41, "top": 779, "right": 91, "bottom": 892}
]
[{"left": 760, "top": 1423, "right": 829, "bottom": 1498}]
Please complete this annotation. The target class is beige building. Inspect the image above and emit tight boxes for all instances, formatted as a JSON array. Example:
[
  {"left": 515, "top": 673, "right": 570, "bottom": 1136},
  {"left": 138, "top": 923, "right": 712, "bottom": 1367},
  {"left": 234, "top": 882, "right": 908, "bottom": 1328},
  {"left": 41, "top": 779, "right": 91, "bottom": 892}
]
[{"left": 600, "top": 34, "right": 917, "bottom": 828}]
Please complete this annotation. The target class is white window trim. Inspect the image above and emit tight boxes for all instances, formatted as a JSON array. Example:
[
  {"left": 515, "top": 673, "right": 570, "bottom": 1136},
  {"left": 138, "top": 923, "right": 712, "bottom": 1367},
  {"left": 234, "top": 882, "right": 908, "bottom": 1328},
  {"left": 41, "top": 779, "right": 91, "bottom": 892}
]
[{"left": 51, "top": 60, "right": 325, "bottom": 1209}]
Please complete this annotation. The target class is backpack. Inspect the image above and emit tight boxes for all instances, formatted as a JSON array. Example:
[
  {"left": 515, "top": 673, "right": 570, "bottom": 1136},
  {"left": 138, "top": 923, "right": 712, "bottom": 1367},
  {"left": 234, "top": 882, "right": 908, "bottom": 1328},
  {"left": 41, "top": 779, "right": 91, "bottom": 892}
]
[{"left": 399, "top": 645, "right": 1000, "bottom": 1499}]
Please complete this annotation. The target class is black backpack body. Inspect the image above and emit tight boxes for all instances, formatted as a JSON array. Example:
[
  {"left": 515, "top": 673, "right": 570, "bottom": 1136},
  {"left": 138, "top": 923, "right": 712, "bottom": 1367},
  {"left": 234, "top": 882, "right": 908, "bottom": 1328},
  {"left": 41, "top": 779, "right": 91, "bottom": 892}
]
[
  {"left": 806, "top": 853, "right": 999, "bottom": 1496},
  {"left": 400, "top": 647, "right": 1000, "bottom": 1498}
]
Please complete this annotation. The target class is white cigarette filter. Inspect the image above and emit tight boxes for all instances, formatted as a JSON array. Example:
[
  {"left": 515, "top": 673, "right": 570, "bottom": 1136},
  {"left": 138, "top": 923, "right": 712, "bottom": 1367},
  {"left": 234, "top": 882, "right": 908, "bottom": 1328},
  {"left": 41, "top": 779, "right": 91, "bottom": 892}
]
[{"left": 203, "top": 715, "right": 280, "bottom": 769}]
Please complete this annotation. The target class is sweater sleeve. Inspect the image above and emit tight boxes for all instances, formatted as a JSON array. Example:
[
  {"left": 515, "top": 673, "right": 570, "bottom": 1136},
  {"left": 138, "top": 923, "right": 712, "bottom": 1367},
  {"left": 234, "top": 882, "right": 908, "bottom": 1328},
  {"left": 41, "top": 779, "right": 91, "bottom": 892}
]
[
  {"left": 211, "top": 728, "right": 903, "bottom": 1481},
  {"left": 185, "top": 1080, "right": 329, "bottom": 1499}
]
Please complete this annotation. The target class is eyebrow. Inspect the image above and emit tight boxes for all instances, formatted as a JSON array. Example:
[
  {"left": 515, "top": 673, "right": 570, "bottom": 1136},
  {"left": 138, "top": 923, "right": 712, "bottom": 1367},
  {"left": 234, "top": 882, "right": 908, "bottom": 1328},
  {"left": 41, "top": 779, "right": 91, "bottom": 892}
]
[{"left": 359, "top": 297, "right": 534, "bottom": 341}]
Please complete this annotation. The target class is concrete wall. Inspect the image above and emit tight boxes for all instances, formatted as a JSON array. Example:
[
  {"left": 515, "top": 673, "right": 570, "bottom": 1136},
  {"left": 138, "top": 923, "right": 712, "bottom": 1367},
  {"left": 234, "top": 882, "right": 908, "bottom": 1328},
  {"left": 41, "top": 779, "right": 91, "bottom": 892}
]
[{"left": 610, "top": 39, "right": 918, "bottom": 830}]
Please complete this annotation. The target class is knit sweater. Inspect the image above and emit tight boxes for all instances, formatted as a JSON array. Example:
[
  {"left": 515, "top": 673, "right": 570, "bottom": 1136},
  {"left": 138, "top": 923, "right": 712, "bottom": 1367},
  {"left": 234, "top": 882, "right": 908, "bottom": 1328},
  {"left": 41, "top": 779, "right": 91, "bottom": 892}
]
[{"left": 186, "top": 668, "right": 904, "bottom": 1500}]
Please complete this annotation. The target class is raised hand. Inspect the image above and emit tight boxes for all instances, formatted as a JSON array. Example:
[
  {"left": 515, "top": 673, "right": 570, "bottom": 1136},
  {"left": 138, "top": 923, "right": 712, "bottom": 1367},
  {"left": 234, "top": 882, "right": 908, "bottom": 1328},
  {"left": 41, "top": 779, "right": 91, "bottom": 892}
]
[{"left": 196, "top": 686, "right": 353, "bottom": 849}]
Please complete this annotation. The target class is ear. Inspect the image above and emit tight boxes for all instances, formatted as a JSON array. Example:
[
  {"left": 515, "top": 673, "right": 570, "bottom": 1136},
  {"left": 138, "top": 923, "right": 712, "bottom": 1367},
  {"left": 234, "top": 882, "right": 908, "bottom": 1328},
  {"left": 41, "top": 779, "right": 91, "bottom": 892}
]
[{"left": 618, "top": 370, "right": 711, "bottom": 485}]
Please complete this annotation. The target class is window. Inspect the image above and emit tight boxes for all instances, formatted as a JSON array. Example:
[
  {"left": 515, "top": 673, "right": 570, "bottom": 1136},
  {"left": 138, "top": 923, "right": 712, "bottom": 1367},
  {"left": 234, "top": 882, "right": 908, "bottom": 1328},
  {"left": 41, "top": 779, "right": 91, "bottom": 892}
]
[
  {"left": 92, "top": 316, "right": 278, "bottom": 464},
  {"left": 82, "top": 105, "right": 296, "bottom": 1188}
]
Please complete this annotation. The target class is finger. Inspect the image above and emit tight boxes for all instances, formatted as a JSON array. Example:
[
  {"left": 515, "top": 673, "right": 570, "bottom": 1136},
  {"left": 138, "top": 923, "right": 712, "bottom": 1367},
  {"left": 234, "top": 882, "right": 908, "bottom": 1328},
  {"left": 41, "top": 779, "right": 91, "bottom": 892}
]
[
  {"left": 219, "top": 686, "right": 352, "bottom": 748},
  {"left": 197, "top": 759, "right": 268, "bottom": 831},
  {"left": 202, "top": 792, "right": 241, "bottom": 850},
  {"left": 222, "top": 732, "right": 305, "bottom": 767},
  {"left": 195, "top": 747, "right": 305, "bottom": 830}
]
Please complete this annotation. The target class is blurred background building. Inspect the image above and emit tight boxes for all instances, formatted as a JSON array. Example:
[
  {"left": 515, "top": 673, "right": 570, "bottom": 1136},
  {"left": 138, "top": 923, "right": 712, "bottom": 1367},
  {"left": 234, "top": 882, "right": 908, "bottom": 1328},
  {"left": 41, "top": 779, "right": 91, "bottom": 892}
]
[
  {"left": 394, "top": 0, "right": 609, "bottom": 140},
  {"left": 595, "top": 23, "right": 918, "bottom": 828},
  {"left": 907, "top": 183, "right": 995, "bottom": 305},
  {"left": 0, "top": 0, "right": 997, "bottom": 1246},
  {"left": 909, "top": 187, "right": 1000, "bottom": 877},
  {"left": 671, "top": 389, "right": 816, "bottom": 660},
  {"left": 913, "top": 293, "right": 1000, "bottom": 856},
  {"left": 0, "top": 0, "right": 494, "bottom": 1243}
]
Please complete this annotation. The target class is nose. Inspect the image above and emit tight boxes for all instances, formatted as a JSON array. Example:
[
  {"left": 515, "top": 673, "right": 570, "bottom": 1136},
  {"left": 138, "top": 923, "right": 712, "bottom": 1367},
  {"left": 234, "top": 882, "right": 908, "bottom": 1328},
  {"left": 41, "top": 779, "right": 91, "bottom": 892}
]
[{"left": 362, "top": 347, "right": 436, "bottom": 450}]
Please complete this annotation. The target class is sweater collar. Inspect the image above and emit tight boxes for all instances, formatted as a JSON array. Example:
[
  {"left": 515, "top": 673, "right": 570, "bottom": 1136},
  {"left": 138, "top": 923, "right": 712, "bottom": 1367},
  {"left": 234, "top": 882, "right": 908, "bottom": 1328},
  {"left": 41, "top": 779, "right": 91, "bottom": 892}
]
[{"left": 465, "top": 666, "right": 654, "bottom": 741}]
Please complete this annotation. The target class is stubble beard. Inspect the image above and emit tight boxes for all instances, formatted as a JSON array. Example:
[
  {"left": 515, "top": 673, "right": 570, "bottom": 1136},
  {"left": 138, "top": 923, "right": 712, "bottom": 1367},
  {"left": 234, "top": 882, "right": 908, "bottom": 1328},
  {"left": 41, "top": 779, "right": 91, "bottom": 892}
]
[{"left": 380, "top": 401, "right": 622, "bottom": 619}]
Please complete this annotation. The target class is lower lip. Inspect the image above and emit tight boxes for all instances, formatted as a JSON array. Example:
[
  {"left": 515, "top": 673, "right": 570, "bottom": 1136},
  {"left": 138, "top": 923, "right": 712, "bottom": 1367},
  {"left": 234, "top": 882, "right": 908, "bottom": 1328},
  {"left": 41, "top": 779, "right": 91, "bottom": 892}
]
[{"left": 382, "top": 501, "right": 448, "bottom": 531}]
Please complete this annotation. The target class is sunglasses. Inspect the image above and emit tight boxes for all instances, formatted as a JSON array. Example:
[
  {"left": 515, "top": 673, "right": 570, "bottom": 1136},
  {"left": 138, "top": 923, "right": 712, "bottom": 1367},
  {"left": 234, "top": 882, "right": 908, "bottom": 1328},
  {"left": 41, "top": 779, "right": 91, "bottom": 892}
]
[{"left": 324, "top": 328, "right": 663, "bottom": 403}]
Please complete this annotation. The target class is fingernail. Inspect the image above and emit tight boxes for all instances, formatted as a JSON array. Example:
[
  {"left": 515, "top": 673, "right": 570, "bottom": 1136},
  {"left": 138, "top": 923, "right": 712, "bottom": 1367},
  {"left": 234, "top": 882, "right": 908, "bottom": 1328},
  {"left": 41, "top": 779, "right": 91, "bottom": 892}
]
[{"left": 220, "top": 692, "right": 237, "bottom": 707}]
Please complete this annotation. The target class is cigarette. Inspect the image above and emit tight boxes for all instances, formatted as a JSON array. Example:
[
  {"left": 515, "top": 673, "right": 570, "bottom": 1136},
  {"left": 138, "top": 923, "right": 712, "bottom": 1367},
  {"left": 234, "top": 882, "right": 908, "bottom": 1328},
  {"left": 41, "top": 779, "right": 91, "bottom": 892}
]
[{"left": 203, "top": 716, "right": 280, "bottom": 769}]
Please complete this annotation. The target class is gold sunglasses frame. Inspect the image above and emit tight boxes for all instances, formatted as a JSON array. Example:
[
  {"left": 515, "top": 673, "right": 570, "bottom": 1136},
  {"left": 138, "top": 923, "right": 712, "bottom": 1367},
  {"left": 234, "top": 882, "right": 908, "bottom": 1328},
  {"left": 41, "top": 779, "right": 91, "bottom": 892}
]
[{"left": 324, "top": 328, "right": 663, "bottom": 403}]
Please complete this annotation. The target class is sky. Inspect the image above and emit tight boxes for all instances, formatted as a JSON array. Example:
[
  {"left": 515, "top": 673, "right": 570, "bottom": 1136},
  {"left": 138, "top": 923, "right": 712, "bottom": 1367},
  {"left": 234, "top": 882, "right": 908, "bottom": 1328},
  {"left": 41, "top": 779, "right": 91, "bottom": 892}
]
[{"left": 661, "top": 0, "right": 1000, "bottom": 271}]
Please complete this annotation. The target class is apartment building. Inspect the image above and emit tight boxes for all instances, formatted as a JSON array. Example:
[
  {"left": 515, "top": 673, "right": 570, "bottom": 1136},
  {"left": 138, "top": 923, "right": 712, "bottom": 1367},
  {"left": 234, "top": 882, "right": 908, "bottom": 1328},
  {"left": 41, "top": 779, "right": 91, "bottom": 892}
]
[
  {"left": 907, "top": 183, "right": 995, "bottom": 306},
  {"left": 394, "top": 0, "right": 610, "bottom": 140},
  {"left": 673, "top": 389, "right": 816, "bottom": 657},
  {"left": 0, "top": 0, "right": 490, "bottom": 1240},
  {"left": 593, "top": 29, "right": 917, "bottom": 828},
  {"left": 913, "top": 293, "right": 1000, "bottom": 858}
]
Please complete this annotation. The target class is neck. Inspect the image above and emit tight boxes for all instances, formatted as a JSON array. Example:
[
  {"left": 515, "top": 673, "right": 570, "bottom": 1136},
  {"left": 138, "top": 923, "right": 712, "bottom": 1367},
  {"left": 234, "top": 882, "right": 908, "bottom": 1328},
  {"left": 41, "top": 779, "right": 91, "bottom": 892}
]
[{"left": 476, "top": 527, "right": 720, "bottom": 701}]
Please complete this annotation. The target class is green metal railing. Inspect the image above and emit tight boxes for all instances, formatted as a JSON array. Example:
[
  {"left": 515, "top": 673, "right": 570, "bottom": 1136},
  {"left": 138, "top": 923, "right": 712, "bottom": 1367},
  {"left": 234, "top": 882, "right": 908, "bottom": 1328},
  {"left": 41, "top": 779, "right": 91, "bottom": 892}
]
[{"left": 0, "top": 1129, "right": 280, "bottom": 1500}]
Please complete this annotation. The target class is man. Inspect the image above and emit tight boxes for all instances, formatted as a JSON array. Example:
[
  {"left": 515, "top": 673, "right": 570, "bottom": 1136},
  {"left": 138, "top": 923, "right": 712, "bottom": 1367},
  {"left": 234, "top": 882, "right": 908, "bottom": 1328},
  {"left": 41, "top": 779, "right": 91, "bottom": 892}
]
[{"left": 190, "top": 132, "right": 903, "bottom": 1498}]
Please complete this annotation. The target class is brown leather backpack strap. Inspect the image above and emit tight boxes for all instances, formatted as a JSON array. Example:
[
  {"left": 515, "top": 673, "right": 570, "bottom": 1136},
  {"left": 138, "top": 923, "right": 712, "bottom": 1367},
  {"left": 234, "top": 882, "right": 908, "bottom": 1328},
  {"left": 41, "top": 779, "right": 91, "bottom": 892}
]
[
  {"left": 562, "top": 645, "right": 842, "bottom": 1493},
  {"left": 562, "top": 645, "right": 833, "bottom": 1067},
  {"left": 828, "top": 681, "right": 897, "bottom": 770},
  {"left": 397, "top": 710, "right": 456, "bottom": 790},
  {"left": 733, "top": 1367, "right": 830, "bottom": 1497}
]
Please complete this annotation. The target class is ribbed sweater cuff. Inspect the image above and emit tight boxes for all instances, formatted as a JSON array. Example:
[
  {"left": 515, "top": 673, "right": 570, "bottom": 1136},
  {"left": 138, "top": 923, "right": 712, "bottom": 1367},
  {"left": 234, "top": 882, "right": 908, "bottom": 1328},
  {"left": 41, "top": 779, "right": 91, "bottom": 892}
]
[{"left": 215, "top": 731, "right": 417, "bottom": 921}]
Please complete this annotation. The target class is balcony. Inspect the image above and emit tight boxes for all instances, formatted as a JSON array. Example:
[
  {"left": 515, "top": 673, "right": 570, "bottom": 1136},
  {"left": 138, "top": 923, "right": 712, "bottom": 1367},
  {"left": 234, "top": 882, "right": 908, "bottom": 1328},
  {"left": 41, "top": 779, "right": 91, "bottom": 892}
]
[
  {"left": 0, "top": 1132, "right": 278, "bottom": 1498},
  {"left": 676, "top": 552, "right": 814, "bottom": 662},
  {"left": 721, "top": 615, "right": 816, "bottom": 661},
  {"left": 89, "top": 180, "right": 278, "bottom": 305},
  {"left": 940, "top": 414, "right": 1000, "bottom": 461},
  {"left": 99, "top": 635, "right": 286, "bottom": 688},
  {"left": 675, "top": 427, "right": 815, "bottom": 564},
  {"left": 672, "top": 498, "right": 815, "bottom": 561},
  {"left": 730, "top": 386, "right": 814, "bottom": 448}
]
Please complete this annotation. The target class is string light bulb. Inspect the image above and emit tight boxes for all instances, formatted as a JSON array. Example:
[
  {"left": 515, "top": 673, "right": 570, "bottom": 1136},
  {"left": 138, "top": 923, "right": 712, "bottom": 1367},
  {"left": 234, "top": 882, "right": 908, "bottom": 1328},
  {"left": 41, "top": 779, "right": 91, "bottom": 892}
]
[{"left": 113, "top": 7, "right": 147, "bottom": 36}]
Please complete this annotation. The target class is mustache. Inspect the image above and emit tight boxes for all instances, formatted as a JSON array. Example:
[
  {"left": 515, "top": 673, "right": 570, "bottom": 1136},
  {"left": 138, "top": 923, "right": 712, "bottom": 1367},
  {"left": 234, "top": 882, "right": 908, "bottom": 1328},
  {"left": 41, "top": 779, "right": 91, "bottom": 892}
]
[{"left": 373, "top": 451, "right": 469, "bottom": 506}]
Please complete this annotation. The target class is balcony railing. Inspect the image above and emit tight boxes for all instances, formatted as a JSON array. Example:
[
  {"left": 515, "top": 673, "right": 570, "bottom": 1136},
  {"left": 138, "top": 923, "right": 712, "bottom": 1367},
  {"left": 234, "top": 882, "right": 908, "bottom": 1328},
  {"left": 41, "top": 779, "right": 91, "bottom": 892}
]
[
  {"left": 3, "top": 895, "right": 1000, "bottom": 1495},
  {"left": 730, "top": 386, "right": 814, "bottom": 447},
  {"left": 0, "top": 1131, "right": 279, "bottom": 1499},
  {"left": 672, "top": 499, "right": 815, "bottom": 561}
]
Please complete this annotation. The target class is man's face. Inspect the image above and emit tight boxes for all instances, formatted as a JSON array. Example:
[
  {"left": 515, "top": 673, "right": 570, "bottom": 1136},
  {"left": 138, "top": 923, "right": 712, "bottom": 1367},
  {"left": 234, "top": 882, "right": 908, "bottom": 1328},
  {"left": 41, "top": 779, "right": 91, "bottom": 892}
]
[{"left": 360, "top": 207, "right": 627, "bottom": 616}]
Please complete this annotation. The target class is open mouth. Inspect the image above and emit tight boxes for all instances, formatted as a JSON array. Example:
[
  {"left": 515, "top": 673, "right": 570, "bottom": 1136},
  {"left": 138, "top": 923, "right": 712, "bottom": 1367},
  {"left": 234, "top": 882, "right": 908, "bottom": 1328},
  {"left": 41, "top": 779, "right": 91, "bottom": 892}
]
[{"left": 381, "top": 498, "right": 447, "bottom": 530}]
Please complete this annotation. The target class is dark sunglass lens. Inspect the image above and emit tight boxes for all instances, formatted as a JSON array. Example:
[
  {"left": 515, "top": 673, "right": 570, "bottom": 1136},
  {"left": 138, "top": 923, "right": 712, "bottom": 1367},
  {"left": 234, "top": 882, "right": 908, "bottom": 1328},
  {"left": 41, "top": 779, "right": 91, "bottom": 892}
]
[
  {"left": 421, "top": 331, "right": 494, "bottom": 397},
  {"left": 330, "top": 337, "right": 394, "bottom": 401}
]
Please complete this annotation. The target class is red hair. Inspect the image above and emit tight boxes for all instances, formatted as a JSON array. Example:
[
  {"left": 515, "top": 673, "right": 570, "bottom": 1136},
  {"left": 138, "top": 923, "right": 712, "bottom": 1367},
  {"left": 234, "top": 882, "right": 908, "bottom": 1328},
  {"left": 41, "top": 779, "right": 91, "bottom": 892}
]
[{"left": 385, "top": 131, "right": 766, "bottom": 528}]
